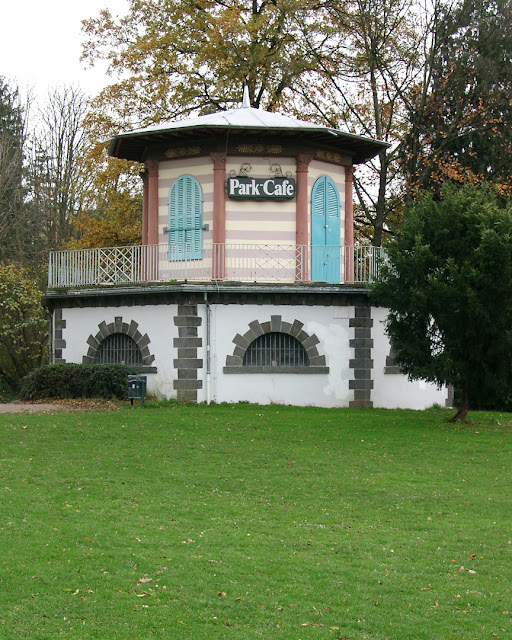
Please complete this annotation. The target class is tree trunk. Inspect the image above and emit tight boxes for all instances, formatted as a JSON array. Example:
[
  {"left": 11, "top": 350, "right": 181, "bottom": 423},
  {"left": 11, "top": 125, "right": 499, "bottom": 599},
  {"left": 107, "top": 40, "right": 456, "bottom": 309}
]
[
  {"left": 372, "top": 151, "right": 388, "bottom": 247},
  {"left": 447, "top": 388, "right": 469, "bottom": 422}
]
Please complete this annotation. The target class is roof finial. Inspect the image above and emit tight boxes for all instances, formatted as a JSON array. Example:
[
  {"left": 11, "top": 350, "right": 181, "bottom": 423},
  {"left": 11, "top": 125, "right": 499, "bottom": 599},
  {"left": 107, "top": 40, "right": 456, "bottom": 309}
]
[{"left": 242, "top": 85, "right": 251, "bottom": 108}]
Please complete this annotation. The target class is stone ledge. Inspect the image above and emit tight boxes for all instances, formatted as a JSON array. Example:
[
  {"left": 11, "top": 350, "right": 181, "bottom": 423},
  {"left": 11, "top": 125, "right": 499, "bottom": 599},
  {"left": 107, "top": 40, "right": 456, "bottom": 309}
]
[
  {"left": 134, "top": 366, "right": 158, "bottom": 374},
  {"left": 80, "top": 360, "right": 157, "bottom": 374},
  {"left": 223, "top": 366, "right": 329, "bottom": 374},
  {"left": 384, "top": 366, "right": 402, "bottom": 375}
]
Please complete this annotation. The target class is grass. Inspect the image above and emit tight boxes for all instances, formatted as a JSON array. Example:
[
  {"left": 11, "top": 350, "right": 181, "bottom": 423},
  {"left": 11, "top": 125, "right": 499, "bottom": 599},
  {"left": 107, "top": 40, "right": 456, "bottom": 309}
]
[{"left": 0, "top": 403, "right": 510, "bottom": 639}]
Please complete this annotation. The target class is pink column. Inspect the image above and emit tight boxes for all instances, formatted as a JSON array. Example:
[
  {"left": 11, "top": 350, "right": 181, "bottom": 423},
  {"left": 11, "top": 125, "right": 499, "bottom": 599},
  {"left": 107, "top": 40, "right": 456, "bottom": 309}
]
[
  {"left": 344, "top": 165, "right": 354, "bottom": 283},
  {"left": 296, "top": 153, "right": 313, "bottom": 281},
  {"left": 146, "top": 159, "right": 159, "bottom": 246},
  {"left": 211, "top": 152, "right": 226, "bottom": 280},
  {"left": 141, "top": 169, "right": 149, "bottom": 246},
  {"left": 145, "top": 159, "right": 159, "bottom": 281}
]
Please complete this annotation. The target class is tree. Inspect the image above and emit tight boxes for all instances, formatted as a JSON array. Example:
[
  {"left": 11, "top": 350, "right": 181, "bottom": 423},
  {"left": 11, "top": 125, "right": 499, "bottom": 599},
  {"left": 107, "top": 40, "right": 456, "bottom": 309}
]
[
  {"left": 0, "top": 78, "right": 38, "bottom": 263},
  {"left": 371, "top": 183, "right": 512, "bottom": 420},
  {"left": 28, "top": 86, "right": 90, "bottom": 249},
  {"left": 24, "top": 86, "right": 142, "bottom": 251},
  {"left": 293, "top": 0, "right": 442, "bottom": 245},
  {"left": 0, "top": 263, "right": 48, "bottom": 395},
  {"left": 69, "top": 114, "right": 142, "bottom": 249},
  {"left": 78, "top": 0, "right": 328, "bottom": 250},
  {"left": 402, "top": 0, "right": 512, "bottom": 196},
  {"left": 81, "top": 0, "right": 449, "bottom": 247},
  {"left": 71, "top": 155, "right": 142, "bottom": 249},
  {"left": 82, "top": 0, "right": 324, "bottom": 131}
]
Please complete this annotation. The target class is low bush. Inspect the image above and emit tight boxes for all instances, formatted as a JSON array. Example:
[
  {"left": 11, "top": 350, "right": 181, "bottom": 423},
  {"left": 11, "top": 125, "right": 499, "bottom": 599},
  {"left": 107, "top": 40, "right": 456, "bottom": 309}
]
[
  {"left": 0, "top": 372, "right": 15, "bottom": 403},
  {"left": 19, "top": 363, "right": 137, "bottom": 400}
]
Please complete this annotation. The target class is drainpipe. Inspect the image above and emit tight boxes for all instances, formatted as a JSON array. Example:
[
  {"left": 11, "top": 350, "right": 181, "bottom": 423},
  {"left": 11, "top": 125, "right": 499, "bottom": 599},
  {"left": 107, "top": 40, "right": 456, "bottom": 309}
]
[{"left": 204, "top": 292, "right": 211, "bottom": 405}]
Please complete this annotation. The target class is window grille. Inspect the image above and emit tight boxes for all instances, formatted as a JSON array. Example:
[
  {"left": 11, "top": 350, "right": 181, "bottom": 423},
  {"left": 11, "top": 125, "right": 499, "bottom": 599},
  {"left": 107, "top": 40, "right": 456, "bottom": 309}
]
[
  {"left": 95, "top": 333, "right": 143, "bottom": 366},
  {"left": 243, "top": 332, "right": 309, "bottom": 367}
]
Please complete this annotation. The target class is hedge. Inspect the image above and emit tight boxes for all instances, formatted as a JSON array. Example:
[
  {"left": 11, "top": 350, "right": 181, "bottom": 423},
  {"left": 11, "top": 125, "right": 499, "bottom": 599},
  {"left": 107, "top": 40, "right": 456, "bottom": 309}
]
[{"left": 19, "top": 363, "right": 137, "bottom": 401}]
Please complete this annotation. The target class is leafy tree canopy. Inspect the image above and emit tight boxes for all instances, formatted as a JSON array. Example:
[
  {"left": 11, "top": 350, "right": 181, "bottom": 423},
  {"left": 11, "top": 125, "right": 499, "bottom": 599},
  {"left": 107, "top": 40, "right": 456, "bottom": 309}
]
[
  {"left": 404, "top": 0, "right": 512, "bottom": 196},
  {"left": 80, "top": 0, "right": 444, "bottom": 246},
  {"left": 371, "top": 182, "right": 512, "bottom": 420},
  {"left": 82, "top": 0, "right": 325, "bottom": 131}
]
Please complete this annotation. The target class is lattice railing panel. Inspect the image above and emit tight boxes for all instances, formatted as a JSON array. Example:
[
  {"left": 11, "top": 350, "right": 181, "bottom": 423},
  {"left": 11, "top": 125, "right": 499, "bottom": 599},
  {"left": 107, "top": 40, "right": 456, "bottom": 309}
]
[{"left": 48, "top": 243, "right": 384, "bottom": 287}]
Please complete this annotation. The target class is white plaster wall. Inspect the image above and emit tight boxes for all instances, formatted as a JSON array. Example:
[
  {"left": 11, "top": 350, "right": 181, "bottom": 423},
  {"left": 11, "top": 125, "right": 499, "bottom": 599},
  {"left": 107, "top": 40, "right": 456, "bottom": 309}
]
[
  {"left": 57, "top": 301, "right": 448, "bottom": 410},
  {"left": 371, "top": 306, "right": 447, "bottom": 409},
  {"left": 207, "top": 304, "right": 353, "bottom": 407},
  {"left": 60, "top": 305, "right": 179, "bottom": 400}
]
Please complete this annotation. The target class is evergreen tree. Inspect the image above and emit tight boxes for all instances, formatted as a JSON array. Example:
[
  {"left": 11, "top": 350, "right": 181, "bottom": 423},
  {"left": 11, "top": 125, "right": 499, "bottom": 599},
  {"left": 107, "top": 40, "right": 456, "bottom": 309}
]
[
  {"left": 0, "top": 77, "right": 34, "bottom": 263},
  {"left": 371, "top": 183, "right": 512, "bottom": 420}
]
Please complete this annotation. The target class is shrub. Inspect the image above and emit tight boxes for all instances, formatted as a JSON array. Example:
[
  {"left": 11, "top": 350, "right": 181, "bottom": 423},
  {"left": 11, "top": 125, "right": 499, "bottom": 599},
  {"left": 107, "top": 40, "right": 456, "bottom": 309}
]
[
  {"left": 19, "top": 363, "right": 137, "bottom": 401},
  {"left": 0, "top": 373, "right": 15, "bottom": 403},
  {"left": 0, "top": 263, "right": 49, "bottom": 391}
]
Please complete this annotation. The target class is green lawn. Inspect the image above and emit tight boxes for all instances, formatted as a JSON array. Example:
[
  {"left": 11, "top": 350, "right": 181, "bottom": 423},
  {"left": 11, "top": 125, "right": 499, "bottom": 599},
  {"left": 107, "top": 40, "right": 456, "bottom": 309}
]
[{"left": 0, "top": 403, "right": 510, "bottom": 639}]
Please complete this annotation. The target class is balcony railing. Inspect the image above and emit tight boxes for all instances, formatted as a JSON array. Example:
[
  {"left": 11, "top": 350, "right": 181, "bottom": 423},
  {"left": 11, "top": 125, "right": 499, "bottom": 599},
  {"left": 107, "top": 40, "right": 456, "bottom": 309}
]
[{"left": 48, "top": 243, "right": 385, "bottom": 288}]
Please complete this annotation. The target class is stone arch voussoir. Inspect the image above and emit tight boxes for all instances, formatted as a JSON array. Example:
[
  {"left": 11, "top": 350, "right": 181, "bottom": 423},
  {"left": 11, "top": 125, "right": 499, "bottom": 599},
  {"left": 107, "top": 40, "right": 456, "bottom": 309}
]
[
  {"left": 82, "top": 316, "right": 155, "bottom": 366},
  {"left": 225, "top": 315, "right": 327, "bottom": 369}
]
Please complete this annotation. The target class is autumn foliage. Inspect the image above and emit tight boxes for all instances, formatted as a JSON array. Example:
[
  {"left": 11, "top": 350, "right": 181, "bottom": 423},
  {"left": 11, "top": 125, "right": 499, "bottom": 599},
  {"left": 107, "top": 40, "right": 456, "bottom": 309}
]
[{"left": 402, "top": 0, "right": 512, "bottom": 199}]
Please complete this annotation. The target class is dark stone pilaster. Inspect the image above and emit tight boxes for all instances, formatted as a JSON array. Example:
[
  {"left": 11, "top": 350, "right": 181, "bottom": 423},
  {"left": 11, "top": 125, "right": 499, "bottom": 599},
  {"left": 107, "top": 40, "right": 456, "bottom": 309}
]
[
  {"left": 53, "top": 308, "right": 66, "bottom": 363},
  {"left": 173, "top": 304, "right": 203, "bottom": 402},
  {"left": 349, "top": 305, "right": 373, "bottom": 407}
]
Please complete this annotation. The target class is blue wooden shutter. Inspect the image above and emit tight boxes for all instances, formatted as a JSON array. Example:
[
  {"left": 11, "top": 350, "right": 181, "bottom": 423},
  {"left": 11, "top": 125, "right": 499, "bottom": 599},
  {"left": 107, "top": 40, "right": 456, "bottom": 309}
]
[
  {"left": 326, "top": 179, "right": 339, "bottom": 219},
  {"left": 311, "top": 178, "right": 326, "bottom": 247},
  {"left": 168, "top": 175, "right": 203, "bottom": 260},
  {"left": 311, "top": 176, "right": 341, "bottom": 283}
]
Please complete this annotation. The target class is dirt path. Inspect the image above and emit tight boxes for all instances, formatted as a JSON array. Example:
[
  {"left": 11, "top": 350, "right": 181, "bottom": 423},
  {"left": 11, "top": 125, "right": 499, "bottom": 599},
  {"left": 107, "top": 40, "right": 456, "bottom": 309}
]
[
  {"left": 0, "top": 403, "right": 67, "bottom": 413},
  {"left": 0, "top": 399, "right": 124, "bottom": 413}
]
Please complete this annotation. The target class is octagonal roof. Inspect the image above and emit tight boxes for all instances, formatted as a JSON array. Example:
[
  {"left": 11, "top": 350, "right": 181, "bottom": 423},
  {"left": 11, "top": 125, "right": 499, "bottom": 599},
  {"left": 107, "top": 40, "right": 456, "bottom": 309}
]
[{"left": 109, "top": 102, "right": 389, "bottom": 164}]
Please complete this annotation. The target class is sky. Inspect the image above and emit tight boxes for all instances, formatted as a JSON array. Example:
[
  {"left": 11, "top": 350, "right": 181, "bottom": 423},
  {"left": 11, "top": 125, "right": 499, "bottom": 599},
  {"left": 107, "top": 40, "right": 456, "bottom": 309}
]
[{"left": 1, "top": 0, "right": 128, "bottom": 101}]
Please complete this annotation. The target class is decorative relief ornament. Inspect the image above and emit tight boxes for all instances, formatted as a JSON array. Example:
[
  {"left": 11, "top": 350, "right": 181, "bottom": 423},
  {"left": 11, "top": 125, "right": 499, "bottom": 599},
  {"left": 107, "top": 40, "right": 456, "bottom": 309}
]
[
  {"left": 165, "top": 146, "right": 201, "bottom": 158},
  {"left": 315, "top": 149, "right": 344, "bottom": 165},
  {"left": 237, "top": 144, "right": 283, "bottom": 154}
]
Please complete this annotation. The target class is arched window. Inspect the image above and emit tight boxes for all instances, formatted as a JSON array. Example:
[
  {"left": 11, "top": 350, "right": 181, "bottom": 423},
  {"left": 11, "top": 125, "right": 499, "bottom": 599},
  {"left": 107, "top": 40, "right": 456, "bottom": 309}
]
[
  {"left": 83, "top": 316, "right": 156, "bottom": 373},
  {"left": 244, "top": 332, "right": 309, "bottom": 367},
  {"left": 168, "top": 175, "right": 203, "bottom": 260},
  {"left": 94, "top": 333, "right": 142, "bottom": 366},
  {"left": 224, "top": 316, "right": 329, "bottom": 374}
]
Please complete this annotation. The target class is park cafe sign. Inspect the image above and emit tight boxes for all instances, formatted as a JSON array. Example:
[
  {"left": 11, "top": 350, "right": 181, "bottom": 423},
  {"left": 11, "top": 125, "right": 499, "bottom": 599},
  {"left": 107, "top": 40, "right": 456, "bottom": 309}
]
[{"left": 227, "top": 176, "right": 296, "bottom": 200}]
